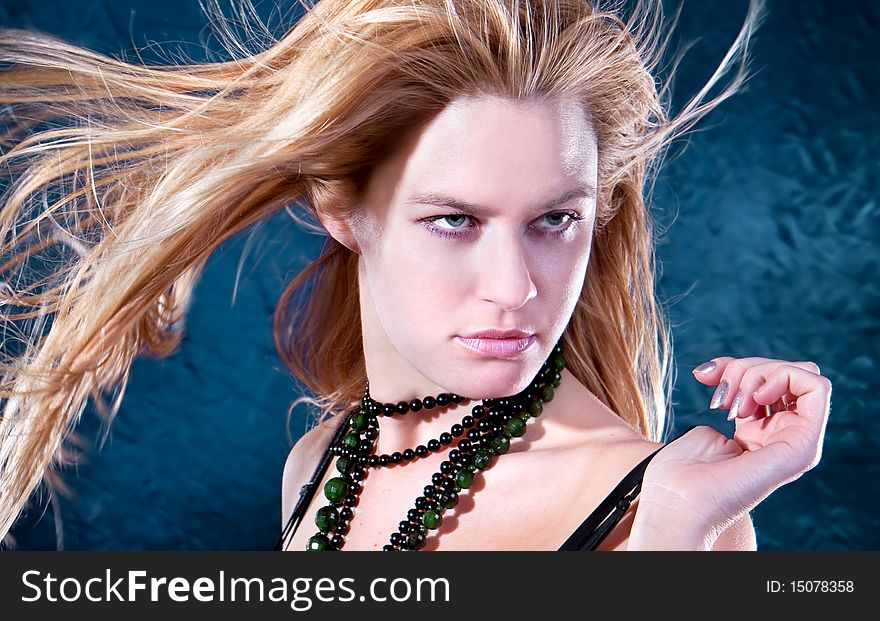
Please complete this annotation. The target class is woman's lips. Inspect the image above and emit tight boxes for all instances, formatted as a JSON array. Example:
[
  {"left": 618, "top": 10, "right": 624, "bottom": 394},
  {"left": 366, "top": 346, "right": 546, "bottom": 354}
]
[{"left": 454, "top": 334, "right": 536, "bottom": 358}]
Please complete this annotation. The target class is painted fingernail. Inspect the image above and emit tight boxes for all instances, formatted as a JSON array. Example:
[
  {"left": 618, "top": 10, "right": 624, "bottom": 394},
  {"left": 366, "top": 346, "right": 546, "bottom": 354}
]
[
  {"left": 727, "top": 390, "right": 743, "bottom": 421},
  {"left": 693, "top": 360, "right": 717, "bottom": 374},
  {"left": 709, "top": 379, "right": 729, "bottom": 409}
]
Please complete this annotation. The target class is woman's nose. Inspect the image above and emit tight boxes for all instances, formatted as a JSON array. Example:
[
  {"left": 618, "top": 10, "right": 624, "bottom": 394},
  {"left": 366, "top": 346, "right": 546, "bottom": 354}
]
[{"left": 474, "top": 235, "right": 537, "bottom": 312}]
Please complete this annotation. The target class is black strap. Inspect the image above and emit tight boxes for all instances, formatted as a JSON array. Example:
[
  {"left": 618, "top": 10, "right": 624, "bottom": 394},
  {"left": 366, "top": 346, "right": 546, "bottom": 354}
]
[
  {"left": 274, "top": 414, "right": 350, "bottom": 551},
  {"left": 557, "top": 424, "right": 698, "bottom": 551}
]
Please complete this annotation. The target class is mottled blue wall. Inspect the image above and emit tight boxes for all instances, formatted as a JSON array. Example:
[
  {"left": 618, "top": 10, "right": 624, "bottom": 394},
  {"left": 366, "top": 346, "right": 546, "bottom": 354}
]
[{"left": 3, "top": 0, "right": 877, "bottom": 550}]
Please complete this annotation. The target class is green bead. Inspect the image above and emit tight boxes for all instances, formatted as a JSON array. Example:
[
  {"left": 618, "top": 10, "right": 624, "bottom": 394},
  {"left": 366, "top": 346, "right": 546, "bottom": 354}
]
[
  {"left": 455, "top": 469, "right": 475, "bottom": 489},
  {"left": 551, "top": 372, "right": 561, "bottom": 388},
  {"left": 324, "top": 477, "right": 348, "bottom": 504},
  {"left": 315, "top": 506, "right": 339, "bottom": 532},
  {"left": 473, "top": 449, "right": 492, "bottom": 469},
  {"left": 422, "top": 509, "right": 442, "bottom": 530},
  {"left": 553, "top": 355, "right": 565, "bottom": 372},
  {"left": 336, "top": 456, "right": 353, "bottom": 474},
  {"left": 342, "top": 432, "right": 360, "bottom": 449},
  {"left": 445, "top": 494, "right": 459, "bottom": 509},
  {"left": 350, "top": 411, "right": 368, "bottom": 432},
  {"left": 454, "top": 484, "right": 462, "bottom": 493},
  {"left": 506, "top": 417, "right": 526, "bottom": 437},
  {"left": 541, "top": 385, "right": 555, "bottom": 402},
  {"left": 490, "top": 435, "right": 511, "bottom": 455},
  {"left": 307, "top": 534, "right": 330, "bottom": 551},
  {"left": 529, "top": 400, "right": 543, "bottom": 416}
]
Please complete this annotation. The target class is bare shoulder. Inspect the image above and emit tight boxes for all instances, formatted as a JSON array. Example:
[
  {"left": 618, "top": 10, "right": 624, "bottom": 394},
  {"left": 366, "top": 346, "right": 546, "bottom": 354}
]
[
  {"left": 712, "top": 513, "right": 758, "bottom": 551},
  {"left": 280, "top": 413, "right": 346, "bottom": 529},
  {"left": 562, "top": 426, "right": 665, "bottom": 552}
]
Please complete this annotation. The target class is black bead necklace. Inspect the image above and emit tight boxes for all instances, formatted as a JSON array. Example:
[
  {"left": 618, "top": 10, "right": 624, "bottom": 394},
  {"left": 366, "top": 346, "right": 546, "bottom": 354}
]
[{"left": 305, "top": 340, "right": 566, "bottom": 551}]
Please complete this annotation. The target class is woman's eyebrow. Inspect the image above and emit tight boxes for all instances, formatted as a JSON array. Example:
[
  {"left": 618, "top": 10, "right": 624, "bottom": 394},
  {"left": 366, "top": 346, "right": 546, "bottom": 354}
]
[{"left": 405, "top": 185, "right": 596, "bottom": 215}]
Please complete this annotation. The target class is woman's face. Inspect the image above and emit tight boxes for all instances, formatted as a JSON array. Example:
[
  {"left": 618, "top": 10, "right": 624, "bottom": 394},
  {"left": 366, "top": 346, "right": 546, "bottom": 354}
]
[{"left": 349, "top": 94, "right": 598, "bottom": 400}]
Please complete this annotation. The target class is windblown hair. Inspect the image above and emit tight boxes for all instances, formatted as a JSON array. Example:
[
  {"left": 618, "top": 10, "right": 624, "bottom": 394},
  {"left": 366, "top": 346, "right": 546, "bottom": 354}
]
[{"left": 0, "top": 0, "right": 764, "bottom": 547}]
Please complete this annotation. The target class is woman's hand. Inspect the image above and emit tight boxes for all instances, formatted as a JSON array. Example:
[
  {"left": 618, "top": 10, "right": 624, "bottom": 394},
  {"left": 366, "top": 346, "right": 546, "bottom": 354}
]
[{"left": 630, "top": 356, "right": 832, "bottom": 549}]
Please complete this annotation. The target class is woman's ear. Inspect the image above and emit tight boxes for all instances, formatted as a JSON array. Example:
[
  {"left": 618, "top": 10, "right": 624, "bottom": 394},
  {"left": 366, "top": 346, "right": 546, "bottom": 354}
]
[{"left": 315, "top": 209, "right": 361, "bottom": 254}]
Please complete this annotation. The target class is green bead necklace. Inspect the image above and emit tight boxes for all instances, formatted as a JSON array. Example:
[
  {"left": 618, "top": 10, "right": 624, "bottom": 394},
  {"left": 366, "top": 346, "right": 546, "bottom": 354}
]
[{"left": 305, "top": 340, "right": 566, "bottom": 551}]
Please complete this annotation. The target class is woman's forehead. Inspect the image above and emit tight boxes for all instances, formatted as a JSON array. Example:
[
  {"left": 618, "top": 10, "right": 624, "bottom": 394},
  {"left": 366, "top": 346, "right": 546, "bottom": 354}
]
[{"left": 364, "top": 95, "right": 597, "bottom": 212}]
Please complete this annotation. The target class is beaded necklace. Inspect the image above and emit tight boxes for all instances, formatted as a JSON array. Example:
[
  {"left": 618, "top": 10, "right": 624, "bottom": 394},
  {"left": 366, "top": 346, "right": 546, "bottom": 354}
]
[{"left": 305, "top": 340, "right": 565, "bottom": 551}]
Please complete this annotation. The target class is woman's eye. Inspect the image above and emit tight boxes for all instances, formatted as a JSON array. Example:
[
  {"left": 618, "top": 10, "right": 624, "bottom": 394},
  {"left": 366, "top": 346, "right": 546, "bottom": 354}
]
[
  {"left": 419, "top": 210, "right": 584, "bottom": 240},
  {"left": 432, "top": 214, "right": 471, "bottom": 230}
]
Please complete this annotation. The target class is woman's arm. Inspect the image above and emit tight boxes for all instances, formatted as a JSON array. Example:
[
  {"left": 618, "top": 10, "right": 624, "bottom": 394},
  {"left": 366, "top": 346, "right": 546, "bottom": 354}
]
[
  {"left": 628, "top": 356, "right": 830, "bottom": 551},
  {"left": 627, "top": 501, "right": 756, "bottom": 550}
]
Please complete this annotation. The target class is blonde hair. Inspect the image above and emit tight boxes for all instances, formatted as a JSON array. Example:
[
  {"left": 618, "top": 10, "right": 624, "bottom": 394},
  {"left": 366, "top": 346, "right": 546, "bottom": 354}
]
[{"left": 0, "top": 0, "right": 764, "bottom": 547}]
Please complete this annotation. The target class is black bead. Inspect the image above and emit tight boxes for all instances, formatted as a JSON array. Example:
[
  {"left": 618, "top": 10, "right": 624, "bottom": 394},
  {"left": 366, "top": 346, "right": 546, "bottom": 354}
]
[
  {"left": 451, "top": 394, "right": 463, "bottom": 404},
  {"left": 348, "top": 481, "right": 361, "bottom": 495},
  {"left": 436, "top": 394, "right": 449, "bottom": 407},
  {"left": 445, "top": 492, "right": 460, "bottom": 509},
  {"left": 399, "top": 521, "right": 412, "bottom": 534},
  {"left": 459, "top": 454, "right": 473, "bottom": 468},
  {"left": 368, "top": 455, "right": 379, "bottom": 466},
  {"left": 466, "top": 429, "right": 481, "bottom": 441},
  {"left": 480, "top": 436, "right": 493, "bottom": 449},
  {"left": 462, "top": 415, "right": 475, "bottom": 428},
  {"left": 379, "top": 454, "right": 390, "bottom": 466},
  {"left": 441, "top": 478, "right": 456, "bottom": 492},
  {"left": 431, "top": 473, "right": 446, "bottom": 485},
  {"left": 415, "top": 445, "right": 428, "bottom": 457},
  {"left": 382, "top": 544, "right": 397, "bottom": 551},
  {"left": 350, "top": 468, "right": 366, "bottom": 481},
  {"left": 403, "top": 449, "right": 416, "bottom": 461},
  {"left": 422, "top": 396, "right": 436, "bottom": 409},
  {"left": 383, "top": 403, "right": 395, "bottom": 416},
  {"left": 492, "top": 425, "right": 504, "bottom": 434},
  {"left": 451, "top": 424, "right": 464, "bottom": 437},
  {"left": 357, "top": 455, "right": 369, "bottom": 465},
  {"left": 390, "top": 532, "right": 404, "bottom": 546},
  {"left": 407, "top": 509, "right": 421, "bottom": 522},
  {"left": 472, "top": 405, "right": 485, "bottom": 418},
  {"left": 449, "top": 449, "right": 462, "bottom": 463},
  {"left": 427, "top": 439, "right": 441, "bottom": 452},
  {"left": 368, "top": 415, "right": 378, "bottom": 426},
  {"left": 358, "top": 441, "right": 372, "bottom": 454},
  {"left": 330, "top": 534, "right": 344, "bottom": 548},
  {"left": 423, "top": 485, "right": 436, "bottom": 497},
  {"left": 343, "top": 494, "right": 357, "bottom": 507},
  {"left": 439, "top": 432, "right": 453, "bottom": 445},
  {"left": 336, "top": 522, "right": 350, "bottom": 535},
  {"left": 340, "top": 507, "right": 354, "bottom": 521},
  {"left": 396, "top": 401, "right": 410, "bottom": 414},
  {"left": 440, "top": 460, "right": 454, "bottom": 474},
  {"left": 409, "top": 399, "right": 423, "bottom": 412},
  {"left": 391, "top": 452, "right": 403, "bottom": 464},
  {"left": 458, "top": 439, "right": 472, "bottom": 452},
  {"left": 415, "top": 497, "right": 429, "bottom": 510},
  {"left": 477, "top": 419, "right": 492, "bottom": 431}
]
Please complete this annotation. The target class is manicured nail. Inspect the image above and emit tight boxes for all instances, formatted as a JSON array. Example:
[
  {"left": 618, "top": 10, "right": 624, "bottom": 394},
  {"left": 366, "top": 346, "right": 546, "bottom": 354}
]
[
  {"left": 709, "top": 379, "right": 728, "bottom": 410},
  {"left": 727, "top": 390, "right": 743, "bottom": 421},
  {"left": 693, "top": 360, "right": 717, "bottom": 374}
]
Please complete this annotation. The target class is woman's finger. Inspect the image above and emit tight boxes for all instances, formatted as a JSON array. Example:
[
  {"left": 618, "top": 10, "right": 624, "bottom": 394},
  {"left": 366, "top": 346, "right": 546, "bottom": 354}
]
[
  {"left": 752, "top": 364, "right": 833, "bottom": 435},
  {"left": 730, "top": 360, "right": 820, "bottom": 422}
]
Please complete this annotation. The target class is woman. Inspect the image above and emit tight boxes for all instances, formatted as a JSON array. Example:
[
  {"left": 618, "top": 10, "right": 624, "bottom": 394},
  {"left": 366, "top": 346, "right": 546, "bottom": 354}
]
[{"left": 0, "top": 0, "right": 830, "bottom": 550}]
